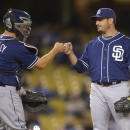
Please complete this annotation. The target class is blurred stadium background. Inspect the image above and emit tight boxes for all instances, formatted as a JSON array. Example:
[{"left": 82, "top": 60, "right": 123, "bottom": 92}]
[{"left": 0, "top": 0, "right": 130, "bottom": 130}]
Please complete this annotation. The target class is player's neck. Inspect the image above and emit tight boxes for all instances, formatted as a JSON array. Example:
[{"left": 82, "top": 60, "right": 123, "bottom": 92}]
[
  {"left": 2, "top": 30, "right": 17, "bottom": 39},
  {"left": 102, "top": 29, "right": 118, "bottom": 37}
]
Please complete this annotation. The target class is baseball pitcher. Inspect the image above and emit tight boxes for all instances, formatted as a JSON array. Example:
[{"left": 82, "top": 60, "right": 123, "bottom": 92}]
[{"left": 64, "top": 8, "right": 130, "bottom": 130}]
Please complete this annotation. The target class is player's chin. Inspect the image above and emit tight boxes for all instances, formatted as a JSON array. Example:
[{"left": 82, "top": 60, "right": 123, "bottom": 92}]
[{"left": 97, "top": 28, "right": 102, "bottom": 33}]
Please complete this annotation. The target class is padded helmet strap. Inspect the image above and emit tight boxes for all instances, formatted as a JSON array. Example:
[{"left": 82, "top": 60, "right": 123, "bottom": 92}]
[
  {"left": 8, "top": 9, "right": 15, "bottom": 32},
  {"left": 3, "top": 8, "right": 15, "bottom": 32}
]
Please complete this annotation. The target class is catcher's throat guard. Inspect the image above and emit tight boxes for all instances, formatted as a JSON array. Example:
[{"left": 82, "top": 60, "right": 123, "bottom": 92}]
[{"left": 21, "top": 90, "right": 48, "bottom": 113}]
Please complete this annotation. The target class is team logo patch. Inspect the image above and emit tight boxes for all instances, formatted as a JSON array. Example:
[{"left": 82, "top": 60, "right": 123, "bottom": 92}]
[
  {"left": 97, "top": 9, "right": 101, "bottom": 15},
  {"left": 112, "top": 45, "right": 124, "bottom": 61}
]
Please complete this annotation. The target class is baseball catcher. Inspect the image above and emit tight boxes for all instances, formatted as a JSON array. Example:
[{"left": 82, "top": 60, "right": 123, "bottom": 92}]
[
  {"left": 0, "top": 8, "right": 63, "bottom": 130},
  {"left": 21, "top": 90, "right": 48, "bottom": 113},
  {"left": 114, "top": 96, "right": 130, "bottom": 113}
]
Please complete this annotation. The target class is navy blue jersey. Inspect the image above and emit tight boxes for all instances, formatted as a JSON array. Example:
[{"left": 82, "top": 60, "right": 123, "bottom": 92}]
[
  {"left": 73, "top": 32, "right": 130, "bottom": 82},
  {"left": 0, "top": 35, "right": 39, "bottom": 89}
]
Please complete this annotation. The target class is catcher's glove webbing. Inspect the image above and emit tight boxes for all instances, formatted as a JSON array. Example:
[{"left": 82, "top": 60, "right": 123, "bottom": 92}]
[
  {"left": 114, "top": 96, "right": 130, "bottom": 113},
  {"left": 21, "top": 90, "right": 48, "bottom": 113}
]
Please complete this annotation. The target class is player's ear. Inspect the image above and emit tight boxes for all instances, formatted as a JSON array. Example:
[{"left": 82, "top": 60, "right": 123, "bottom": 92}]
[{"left": 108, "top": 18, "right": 114, "bottom": 25}]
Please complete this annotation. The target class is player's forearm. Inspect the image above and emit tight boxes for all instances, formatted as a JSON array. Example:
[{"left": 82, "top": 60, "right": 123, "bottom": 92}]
[
  {"left": 34, "top": 47, "right": 58, "bottom": 69},
  {"left": 34, "top": 42, "right": 63, "bottom": 69},
  {"left": 67, "top": 52, "right": 78, "bottom": 65}
]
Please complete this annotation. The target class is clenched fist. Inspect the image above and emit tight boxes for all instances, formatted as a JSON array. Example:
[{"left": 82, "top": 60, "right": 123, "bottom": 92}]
[
  {"left": 54, "top": 42, "right": 64, "bottom": 53},
  {"left": 63, "top": 42, "right": 73, "bottom": 55}
]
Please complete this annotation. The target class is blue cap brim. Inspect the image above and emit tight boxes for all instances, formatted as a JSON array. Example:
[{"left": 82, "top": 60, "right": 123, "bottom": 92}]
[{"left": 89, "top": 15, "right": 105, "bottom": 20}]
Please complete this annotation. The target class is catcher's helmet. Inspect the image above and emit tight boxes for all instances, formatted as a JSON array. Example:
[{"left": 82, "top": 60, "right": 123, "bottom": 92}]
[{"left": 3, "top": 8, "right": 32, "bottom": 42}]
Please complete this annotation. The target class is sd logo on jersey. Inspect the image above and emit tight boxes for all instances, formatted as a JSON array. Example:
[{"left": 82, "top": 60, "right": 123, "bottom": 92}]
[{"left": 112, "top": 46, "right": 124, "bottom": 61}]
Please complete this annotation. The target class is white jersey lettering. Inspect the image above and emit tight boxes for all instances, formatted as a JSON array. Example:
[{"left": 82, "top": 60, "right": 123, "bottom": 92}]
[{"left": 0, "top": 44, "right": 7, "bottom": 53}]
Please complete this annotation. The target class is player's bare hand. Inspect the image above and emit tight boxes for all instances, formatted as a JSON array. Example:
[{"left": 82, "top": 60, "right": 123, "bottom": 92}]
[
  {"left": 54, "top": 42, "right": 64, "bottom": 53},
  {"left": 63, "top": 42, "right": 73, "bottom": 55}
]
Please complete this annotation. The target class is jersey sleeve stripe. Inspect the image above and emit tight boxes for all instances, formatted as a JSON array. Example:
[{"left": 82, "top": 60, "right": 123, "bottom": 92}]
[
  {"left": 79, "top": 59, "right": 89, "bottom": 68},
  {"left": 27, "top": 57, "right": 39, "bottom": 69}
]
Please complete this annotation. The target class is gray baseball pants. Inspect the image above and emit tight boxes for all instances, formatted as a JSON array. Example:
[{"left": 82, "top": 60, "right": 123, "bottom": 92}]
[
  {"left": 90, "top": 81, "right": 130, "bottom": 130},
  {"left": 0, "top": 85, "right": 27, "bottom": 130}
]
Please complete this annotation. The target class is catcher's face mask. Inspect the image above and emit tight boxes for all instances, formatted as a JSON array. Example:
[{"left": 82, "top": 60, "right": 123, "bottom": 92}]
[{"left": 3, "top": 8, "right": 32, "bottom": 42}]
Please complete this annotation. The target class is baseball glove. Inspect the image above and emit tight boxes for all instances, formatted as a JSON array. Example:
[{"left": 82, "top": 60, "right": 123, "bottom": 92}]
[
  {"left": 21, "top": 90, "right": 48, "bottom": 113},
  {"left": 114, "top": 96, "right": 130, "bottom": 113}
]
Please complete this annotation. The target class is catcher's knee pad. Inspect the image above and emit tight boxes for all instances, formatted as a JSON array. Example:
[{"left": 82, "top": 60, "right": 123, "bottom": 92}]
[{"left": 93, "top": 128, "right": 99, "bottom": 130}]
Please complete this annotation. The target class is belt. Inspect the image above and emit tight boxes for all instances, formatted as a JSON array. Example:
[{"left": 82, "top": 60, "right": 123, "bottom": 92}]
[
  {"left": 0, "top": 85, "right": 19, "bottom": 90},
  {"left": 95, "top": 81, "right": 121, "bottom": 87},
  {"left": 0, "top": 85, "right": 6, "bottom": 87},
  {"left": 0, "top": 70, "right": 14, "bottom": 76}
]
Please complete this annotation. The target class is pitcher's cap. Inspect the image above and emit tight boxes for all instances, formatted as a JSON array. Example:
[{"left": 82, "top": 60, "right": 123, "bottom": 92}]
[{"left": 89, "top": 8, "right": 116, "bottom": 23}]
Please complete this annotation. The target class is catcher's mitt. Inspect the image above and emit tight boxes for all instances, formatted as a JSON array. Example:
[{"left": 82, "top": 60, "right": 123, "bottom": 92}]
[
  {"left": 114, "top": 96, "right": 130, "bottom": 113},
  {"left": 21, "top": 90, "right": 48, "bottom": 113}
]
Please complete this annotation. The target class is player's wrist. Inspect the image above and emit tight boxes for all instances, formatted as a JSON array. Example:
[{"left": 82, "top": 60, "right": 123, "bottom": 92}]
[
  {"left": 18, "top": 87, "right": 26, "bottom": 97},
  {"left": 53, "top": 46, "right": 59, "bottom": 54},
  {"left": 66, "top": 51, "right": 74, "bottom": 56}
]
